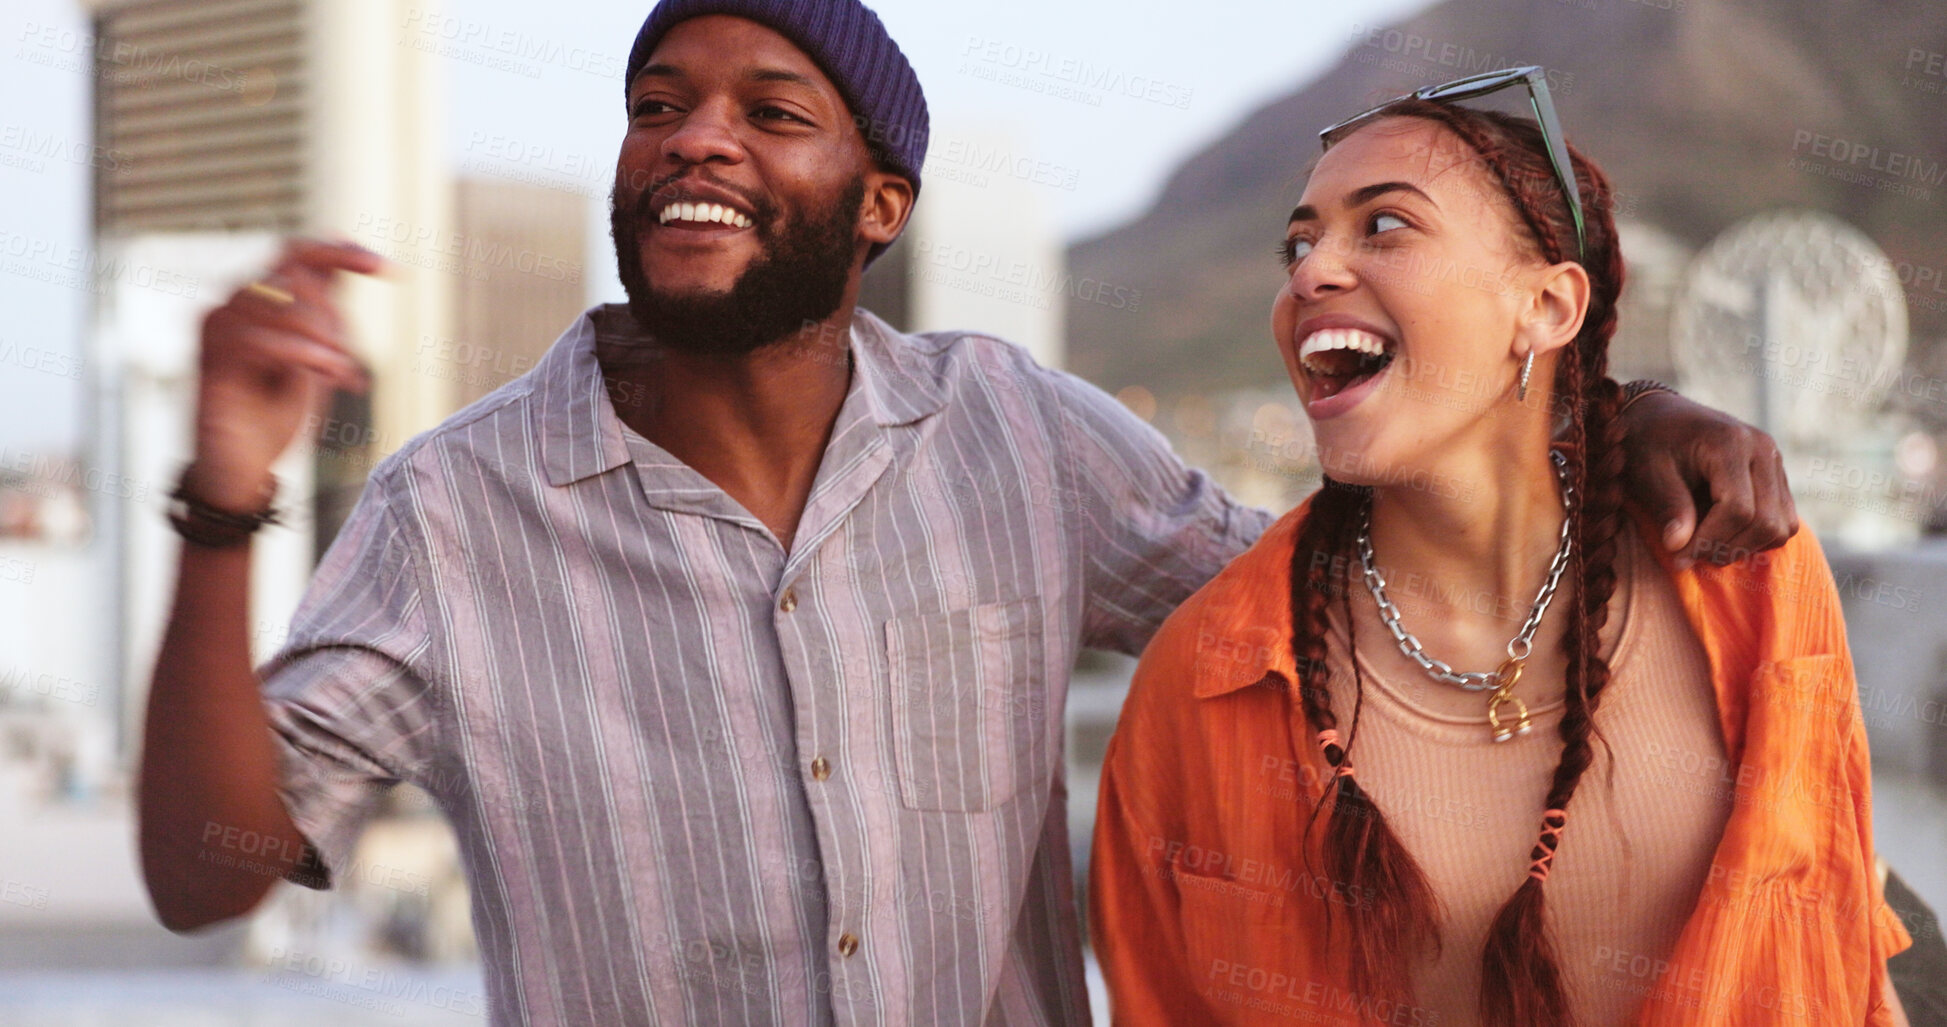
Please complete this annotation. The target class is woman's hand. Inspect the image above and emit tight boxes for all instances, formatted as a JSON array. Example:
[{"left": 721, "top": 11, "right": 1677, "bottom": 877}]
[{"left": 1616, "top": 389, "right": 1799, "bottom": 568}]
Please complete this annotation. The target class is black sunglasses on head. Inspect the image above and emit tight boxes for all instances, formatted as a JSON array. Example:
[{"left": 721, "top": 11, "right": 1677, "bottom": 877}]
[{"left": 1318, "top": 66, "right": 1586, "bottom": 263}]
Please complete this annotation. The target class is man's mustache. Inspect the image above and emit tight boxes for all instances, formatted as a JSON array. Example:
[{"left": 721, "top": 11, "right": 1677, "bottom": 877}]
[{"left": 619, "top": 171, "right": 773, "bottom": 227}]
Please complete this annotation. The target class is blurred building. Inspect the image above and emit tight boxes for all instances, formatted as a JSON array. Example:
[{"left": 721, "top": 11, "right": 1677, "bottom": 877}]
[
  {"left": 860, "top": 123, "right": 1065, "bottom": 370},
  {"left": 84, "top": 0, "right": 456, "bottom": 749},
  {"left": 64, "top": 0, "right": 598, "bottom": 974},
  {"left": 442, "top": 178, "right": 589, "bottom": 410},
  {"left": 0, "top": 0, "right": 481, "bottom": 969}
]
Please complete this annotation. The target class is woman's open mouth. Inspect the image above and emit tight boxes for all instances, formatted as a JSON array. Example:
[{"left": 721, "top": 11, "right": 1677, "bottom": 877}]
[{"left": 1298, "top": 327, "right": 1397, "bottom": 411}]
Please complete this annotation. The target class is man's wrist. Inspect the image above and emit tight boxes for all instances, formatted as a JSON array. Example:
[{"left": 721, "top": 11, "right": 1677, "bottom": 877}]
[
  {"left": 1618, "top": 379, "right": 1676, "bottom": 417},
  {"left": 168, "top": 463, "right": 281, "bottom": 548},
  {"left": 178, "top": 459, "right": 276, "bottom": 516}
]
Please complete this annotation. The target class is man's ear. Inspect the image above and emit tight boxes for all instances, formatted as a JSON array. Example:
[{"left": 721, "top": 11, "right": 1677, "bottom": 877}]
[
  {"left": 1515, "top": 261, "right": 1591, "bottom": 361},
  {"left": 859, "top": 170, "right": 915, "bottom": 251}
]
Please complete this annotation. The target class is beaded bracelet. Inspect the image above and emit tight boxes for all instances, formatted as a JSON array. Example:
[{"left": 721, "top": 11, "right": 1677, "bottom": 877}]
[
  {"left": 1617, "top": 379, "right": 1675, "bottom": 417},
  {"left": 166, "top": 466, "right": 282, "bottom": 548}
]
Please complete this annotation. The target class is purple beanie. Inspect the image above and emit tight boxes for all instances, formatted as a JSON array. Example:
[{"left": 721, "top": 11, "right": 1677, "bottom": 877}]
[{"left": 626, "top": 0, "right": 930, "bottom": 196}]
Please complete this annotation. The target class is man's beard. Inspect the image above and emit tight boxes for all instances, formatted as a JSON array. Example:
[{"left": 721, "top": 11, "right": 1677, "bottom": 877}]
[{"left": 609, "top": 174, "right": 865, "bottom": 357}]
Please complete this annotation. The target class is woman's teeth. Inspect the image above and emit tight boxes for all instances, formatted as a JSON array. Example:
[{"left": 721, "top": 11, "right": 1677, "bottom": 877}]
[
  {"left": 1298, "top": 328, "right": 1389, "bottom": 367},
  {"left": 1298, "top": 328, "right": 1395, "bottom": 398}
]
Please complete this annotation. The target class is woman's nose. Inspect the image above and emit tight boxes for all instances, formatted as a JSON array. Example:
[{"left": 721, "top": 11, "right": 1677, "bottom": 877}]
[{"left": 1288, "top": 235, "right": 1358, "bottom": 301}]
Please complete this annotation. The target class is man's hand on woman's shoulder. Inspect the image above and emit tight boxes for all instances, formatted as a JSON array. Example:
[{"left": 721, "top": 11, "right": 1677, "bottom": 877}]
[{"left": 1615, "top": 387, "right": 1799, "bottom": 569}]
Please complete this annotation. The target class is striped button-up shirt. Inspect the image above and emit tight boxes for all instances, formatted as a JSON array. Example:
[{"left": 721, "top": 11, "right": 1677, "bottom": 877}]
[{"left": 260, "top": 304, "right": 1269, "bottom": 1026}]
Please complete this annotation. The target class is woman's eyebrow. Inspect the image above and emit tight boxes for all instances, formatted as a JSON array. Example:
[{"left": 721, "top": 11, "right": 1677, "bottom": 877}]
[{"left": 1288, "top": 181, "right": 1437, "bottom": 223}]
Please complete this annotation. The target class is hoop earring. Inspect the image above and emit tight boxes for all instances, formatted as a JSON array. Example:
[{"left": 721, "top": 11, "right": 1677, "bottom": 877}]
[{"left": 1517, "top": 350, "right": 1534, "bottom": 402}]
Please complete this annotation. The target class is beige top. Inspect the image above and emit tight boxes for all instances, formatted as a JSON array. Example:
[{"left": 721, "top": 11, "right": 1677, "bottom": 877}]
[{"left": 1325, "top": 527, "right": 1734, "bottom": 1027}]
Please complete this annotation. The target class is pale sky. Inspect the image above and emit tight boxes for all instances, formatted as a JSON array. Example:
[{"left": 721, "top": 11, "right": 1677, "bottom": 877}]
[{"left": 0, "top": 0, "right": 1430, "bottom": 454}]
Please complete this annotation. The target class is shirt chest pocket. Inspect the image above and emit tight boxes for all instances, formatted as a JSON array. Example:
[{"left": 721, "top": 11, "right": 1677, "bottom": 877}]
[{"left": 884, "top": 596, "right": 1050, "bottom": 813}]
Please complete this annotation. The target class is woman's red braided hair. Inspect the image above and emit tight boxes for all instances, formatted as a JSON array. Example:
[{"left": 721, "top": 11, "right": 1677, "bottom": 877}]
[{"left": 1287, "top": 97, "right": 1629, "bottom": 1026}]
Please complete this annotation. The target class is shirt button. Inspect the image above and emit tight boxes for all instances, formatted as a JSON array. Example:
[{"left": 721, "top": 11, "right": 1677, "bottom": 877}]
[
  {"left": 779, "top": 588, "right": 798, "bottom": 613},
  {"left": 837, "top": 932, "right": 859, "bottom": 958},
  {"left": 810, "top": 756, "right": 831, "bottom": 781}
]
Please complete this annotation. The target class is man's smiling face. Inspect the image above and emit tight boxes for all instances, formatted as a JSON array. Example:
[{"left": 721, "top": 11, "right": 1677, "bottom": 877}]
[{"left": 609, "top": 14, "right": 887, "bottom": 355}]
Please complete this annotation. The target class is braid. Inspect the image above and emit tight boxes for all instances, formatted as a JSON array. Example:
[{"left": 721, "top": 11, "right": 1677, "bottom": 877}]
[
  {"left": 1288, "top": 477, "right": 1443, "bottom": 1009},
  {"left": 1313, "top": 98, "right": 1633, "bottom": 1027}
]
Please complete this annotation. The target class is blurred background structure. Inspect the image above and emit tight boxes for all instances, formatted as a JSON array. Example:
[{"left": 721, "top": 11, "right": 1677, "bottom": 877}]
[{"left": 1, "top": 0, "right": 1944, "bottom": 1022}]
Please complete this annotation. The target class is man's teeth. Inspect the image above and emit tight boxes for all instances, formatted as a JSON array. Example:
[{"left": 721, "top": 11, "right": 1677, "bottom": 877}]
[
  {"left": 1298, "top": 328, "right": 1391, "bottom": 373},
  {"left": 656, "top": 202, "right": 753, "bottom": 228}
]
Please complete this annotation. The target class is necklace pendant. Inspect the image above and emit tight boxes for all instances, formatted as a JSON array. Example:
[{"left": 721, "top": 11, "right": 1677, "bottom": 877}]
[
  {"left": 1487, "top": 692, "right": 1532, "bottom": 742},
  {"left": 1487, "top": 660, "right": 1532, "bottom": 743}
]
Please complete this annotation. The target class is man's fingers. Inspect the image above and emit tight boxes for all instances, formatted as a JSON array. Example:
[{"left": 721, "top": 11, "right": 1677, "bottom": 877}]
[
  {"left": 1630, "top": 452, "right": 1698, "bottom": 557},
  {"left": 1710, "top": 454, "right": 1791, "bottom": 560},
  {"left": 1686, "top": 449, "right": 1759, "bottom": 567},
  {"left": 237, "top": 329, "right": 369, "bottom": 392},
  {"left": 208, "top": 297, "right": 368, "bottom": 394},
  {"left": 1760, "top": 446, "right": 1800, "bottom": 547},
  {"left": 229, "top": 285, "right": 346, "bottom": 352},
  {"left": 273, "top": 239, "right": 387, "bottom": 280}
]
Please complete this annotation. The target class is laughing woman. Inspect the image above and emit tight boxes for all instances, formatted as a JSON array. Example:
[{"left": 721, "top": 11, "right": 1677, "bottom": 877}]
[{"left": 1089, "top": 70, "right": 1913, "bottom": 1027}]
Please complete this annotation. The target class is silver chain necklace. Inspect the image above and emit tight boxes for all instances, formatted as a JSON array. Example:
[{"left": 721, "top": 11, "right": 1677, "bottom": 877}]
[{"left": 1355, "top": 449, "right": 1574, "bottom": 741}]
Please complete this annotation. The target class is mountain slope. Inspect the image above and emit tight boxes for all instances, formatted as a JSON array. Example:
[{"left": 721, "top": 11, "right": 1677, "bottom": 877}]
[{"left": 1066, "top": 0, "right": 1947, "bottom": 401}]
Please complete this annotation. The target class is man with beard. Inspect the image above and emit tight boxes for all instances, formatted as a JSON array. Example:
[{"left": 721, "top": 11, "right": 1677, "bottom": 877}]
[{"left": 138, "top": 1, "right": 1805, "bottom": 1023}]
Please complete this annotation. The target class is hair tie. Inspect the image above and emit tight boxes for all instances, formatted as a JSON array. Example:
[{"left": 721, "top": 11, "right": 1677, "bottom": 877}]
[
  {"left": 1314, "top": 729, "right": 1354, "bottom": 779},
  {"left": 1527, "top": 808, "right": 1569, "bottom": 882}
]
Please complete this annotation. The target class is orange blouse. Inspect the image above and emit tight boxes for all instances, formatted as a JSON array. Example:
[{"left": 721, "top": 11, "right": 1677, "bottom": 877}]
[{"left": 1089, "top": 498, "right": 1913, "bottom": 1026}]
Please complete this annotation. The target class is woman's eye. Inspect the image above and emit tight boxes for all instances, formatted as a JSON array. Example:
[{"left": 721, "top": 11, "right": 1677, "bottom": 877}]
[
  {"left": 1279, "top": 237, "right": 1315, "bottom": 267},
  {"left": 1371, "top": 212, "right": 1408, "bottom": 234}
]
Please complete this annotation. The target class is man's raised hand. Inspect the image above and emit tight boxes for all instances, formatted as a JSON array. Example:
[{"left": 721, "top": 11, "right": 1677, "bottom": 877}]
[{"left": 191, "top": 239, "right": 384, "bottom": 510}]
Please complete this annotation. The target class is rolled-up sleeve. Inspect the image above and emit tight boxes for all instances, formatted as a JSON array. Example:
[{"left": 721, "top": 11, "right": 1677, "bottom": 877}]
[
  {"left": 256, "top": 476, "right": 436, "bottom": 889},
  {"left": 1055, "top": 373, "right": 1273, "bottom": 655}
]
